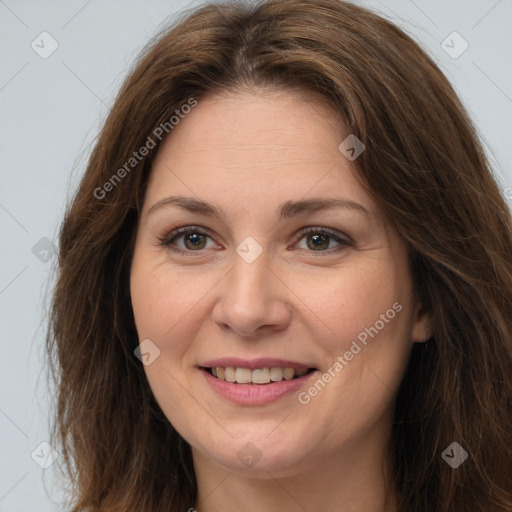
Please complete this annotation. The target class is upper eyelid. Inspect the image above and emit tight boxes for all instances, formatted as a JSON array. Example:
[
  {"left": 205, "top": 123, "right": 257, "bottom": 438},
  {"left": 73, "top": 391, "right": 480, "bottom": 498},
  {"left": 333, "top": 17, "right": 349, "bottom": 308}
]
[{"left": 160, "top": 226, "right": 214, "bottom": 244}]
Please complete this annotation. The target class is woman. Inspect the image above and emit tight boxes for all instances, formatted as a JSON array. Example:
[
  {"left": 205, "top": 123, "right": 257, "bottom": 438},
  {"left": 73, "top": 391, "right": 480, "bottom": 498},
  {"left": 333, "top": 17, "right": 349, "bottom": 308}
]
[{"left": 46, "top": 0, "right": 512, "bottom": 511}]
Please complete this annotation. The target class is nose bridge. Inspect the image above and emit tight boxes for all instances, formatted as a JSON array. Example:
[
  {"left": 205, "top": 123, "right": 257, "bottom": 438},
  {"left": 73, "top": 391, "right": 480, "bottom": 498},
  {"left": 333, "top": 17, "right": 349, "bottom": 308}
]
[
  {"left": 228, "top": 247, "right": 273, "bottom": 309},
  {"left": 228, "top": 232, "right": 273, "bottom": 295},
  {"left": 212, "top": 245, "right": 291, "bottom": 336},
  {"left": 236, "top": 248, "right": 269, "bottom": 290}
]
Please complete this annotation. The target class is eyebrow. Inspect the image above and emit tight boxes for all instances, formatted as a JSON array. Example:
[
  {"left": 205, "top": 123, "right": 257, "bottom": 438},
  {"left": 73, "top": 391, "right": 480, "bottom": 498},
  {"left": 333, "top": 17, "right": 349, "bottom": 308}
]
[{"left": 146, "top": 195, "right": 369, "bottom": 218}]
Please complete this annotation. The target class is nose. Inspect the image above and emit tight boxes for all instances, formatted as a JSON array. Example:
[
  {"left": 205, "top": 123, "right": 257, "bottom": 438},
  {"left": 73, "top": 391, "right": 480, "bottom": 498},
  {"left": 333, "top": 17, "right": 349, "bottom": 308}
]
[{"left": 211, "top": 251, "right": 292, "bottom": 338}]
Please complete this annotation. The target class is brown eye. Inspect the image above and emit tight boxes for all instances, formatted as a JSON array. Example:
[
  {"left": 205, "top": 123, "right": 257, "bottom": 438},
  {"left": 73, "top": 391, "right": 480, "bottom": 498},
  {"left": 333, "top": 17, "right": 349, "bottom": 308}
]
[
  {"left": 160, "top": 226, "right": 218, "bottom": 254},
  {"left": 183, "top": 232, "right": 207, "bottom": 250},
  {"left": 306, "top": 233, "right": 331, "bottom": 251},
  {"left": 295, "top": 228, "right": 352, "bottom": 253}
]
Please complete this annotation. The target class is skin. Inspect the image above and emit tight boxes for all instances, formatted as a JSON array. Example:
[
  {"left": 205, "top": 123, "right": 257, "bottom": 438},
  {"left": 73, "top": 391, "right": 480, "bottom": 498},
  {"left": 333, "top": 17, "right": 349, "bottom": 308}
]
[{"left": 129, "top": 88, "right": 431, "bottom": 512}]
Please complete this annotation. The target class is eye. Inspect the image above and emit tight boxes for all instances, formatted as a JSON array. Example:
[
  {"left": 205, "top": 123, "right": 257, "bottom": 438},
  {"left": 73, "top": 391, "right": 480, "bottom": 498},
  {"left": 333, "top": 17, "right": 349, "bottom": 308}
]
[
  {"left": 158, "top": 225, "right": 352, "bottom": 256},
  {"left": 293, "top": 227, "right": 352, "bottom": 254},
  {"left": 159, "top": 226, "right": 219, "bottom": 254}
]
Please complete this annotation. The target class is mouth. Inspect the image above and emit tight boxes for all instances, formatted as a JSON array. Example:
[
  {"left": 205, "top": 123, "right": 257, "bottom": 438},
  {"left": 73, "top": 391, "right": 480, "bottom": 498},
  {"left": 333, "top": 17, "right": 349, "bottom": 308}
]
[
  {"left": 200, "top": 366, "right": 318, "bottom": 384},
  {"left": 199, "top": 358, "right": 320, "bottom": 405}
]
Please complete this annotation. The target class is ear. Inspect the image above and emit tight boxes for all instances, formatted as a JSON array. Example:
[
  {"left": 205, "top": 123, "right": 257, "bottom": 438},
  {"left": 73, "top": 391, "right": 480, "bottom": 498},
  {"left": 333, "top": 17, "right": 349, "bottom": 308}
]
[{"left": 411, "top": 302, "right": 432, "bottom": 343}]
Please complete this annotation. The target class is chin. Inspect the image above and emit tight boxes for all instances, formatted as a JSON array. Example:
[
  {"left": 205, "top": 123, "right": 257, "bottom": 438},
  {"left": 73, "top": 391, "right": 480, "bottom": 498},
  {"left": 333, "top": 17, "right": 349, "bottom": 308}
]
[{"left": 195, "top": 433, "right": 313, "bottom": 476}]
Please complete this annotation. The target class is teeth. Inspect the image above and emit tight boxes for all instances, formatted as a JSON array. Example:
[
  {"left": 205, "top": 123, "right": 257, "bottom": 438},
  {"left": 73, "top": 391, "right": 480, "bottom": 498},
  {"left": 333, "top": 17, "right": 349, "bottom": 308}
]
[
  {"left": 210, "top": 366, "right": 310, "bottom": 384},
  {"left": 252, "top": 368, "right": 270, "bottom": 384},
  {"left": 235, "top": 367, "right": 252, "bottom": 383},
  {"left": 283, "top": 368, "right": 294, "bottom": 380},
  {"left": 224, "top": 367, "right": 236, "bottom": 383},
  {"left": 270, "top": 367, "right": 283, "bottom": 381}
]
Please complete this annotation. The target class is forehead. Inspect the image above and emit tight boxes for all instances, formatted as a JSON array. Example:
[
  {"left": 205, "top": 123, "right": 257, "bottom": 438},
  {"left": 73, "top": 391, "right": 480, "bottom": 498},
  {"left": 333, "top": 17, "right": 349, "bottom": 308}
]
[
  {"left": 159, "top": 89, "right": 343, "bottom": 158},
  {"left": 146, "top": 89, "right": 374, "bottom": 215}
]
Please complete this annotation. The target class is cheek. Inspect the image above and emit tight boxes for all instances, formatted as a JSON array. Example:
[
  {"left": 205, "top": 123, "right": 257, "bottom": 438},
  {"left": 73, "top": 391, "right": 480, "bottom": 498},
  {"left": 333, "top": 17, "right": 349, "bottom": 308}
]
[
  {"left": 130, "top": 257, "right": 209, "bottom": 420},
  {"left": 316, "top": 261, "right": 414, "bottom": 402},
  {"left": 294, "top": 256, "right": 411, "bottom": 350},
  {"left": 130, "top": 255, "right": 217, "bottom": 356}
]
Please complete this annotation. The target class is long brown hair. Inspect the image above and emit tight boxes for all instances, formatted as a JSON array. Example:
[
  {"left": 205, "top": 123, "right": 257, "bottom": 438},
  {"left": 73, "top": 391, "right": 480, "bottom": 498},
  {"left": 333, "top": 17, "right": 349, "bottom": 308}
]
[{"left": 46, "top": 0, "right": 512, "bottom": 510}]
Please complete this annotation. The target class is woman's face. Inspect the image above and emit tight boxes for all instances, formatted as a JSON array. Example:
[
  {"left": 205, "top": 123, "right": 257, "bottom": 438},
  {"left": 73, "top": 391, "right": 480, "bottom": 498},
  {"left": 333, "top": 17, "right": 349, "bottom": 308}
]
[{"left": 130, "top": 89, "right": 429, "bottom": 476}]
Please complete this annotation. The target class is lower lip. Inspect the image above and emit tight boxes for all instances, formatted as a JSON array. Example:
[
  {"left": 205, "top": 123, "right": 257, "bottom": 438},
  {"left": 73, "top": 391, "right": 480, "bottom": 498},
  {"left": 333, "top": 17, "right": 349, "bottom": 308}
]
[{"left": 200, "top": 368, "right": 317, "bottom": 405}]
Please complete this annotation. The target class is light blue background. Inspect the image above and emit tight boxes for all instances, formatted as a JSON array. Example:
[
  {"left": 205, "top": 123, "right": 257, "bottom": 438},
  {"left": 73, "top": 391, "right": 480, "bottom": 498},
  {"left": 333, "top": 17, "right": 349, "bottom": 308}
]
[{"left": 1, "top": 0, "right": 511, "bottom": 510}]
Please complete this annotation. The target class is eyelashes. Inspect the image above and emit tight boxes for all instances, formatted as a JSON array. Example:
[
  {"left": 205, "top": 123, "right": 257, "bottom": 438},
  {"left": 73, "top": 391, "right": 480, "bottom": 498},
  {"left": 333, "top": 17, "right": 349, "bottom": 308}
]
[
  {"left": 158, "top": 225, "right": 353, "bottom": 257},
  {"left": 158, "top": 226, "right": 219, "bottom": 254},
  {"left": 293, "top": 227, "right": 352, "bottom": 253}
]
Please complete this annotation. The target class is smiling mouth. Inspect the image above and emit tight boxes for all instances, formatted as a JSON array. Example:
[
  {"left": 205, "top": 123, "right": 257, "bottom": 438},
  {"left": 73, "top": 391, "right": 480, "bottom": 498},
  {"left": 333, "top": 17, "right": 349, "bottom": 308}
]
[{"left": 201, "top": 366, "right": 317, "bottom": 384}]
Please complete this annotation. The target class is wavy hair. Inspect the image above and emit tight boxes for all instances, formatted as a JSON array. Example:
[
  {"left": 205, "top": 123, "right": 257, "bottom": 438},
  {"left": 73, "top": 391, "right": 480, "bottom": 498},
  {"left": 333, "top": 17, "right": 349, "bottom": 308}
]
[{"left": 46, "top": 0, "right": 512, "bottom": 510}]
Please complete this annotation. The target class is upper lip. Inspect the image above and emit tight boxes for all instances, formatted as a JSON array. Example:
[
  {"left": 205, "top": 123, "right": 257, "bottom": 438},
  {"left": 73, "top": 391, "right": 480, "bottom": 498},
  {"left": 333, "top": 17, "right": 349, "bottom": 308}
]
[{"left": 200, "top": 357, "right": 316, "bottom": 370}]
